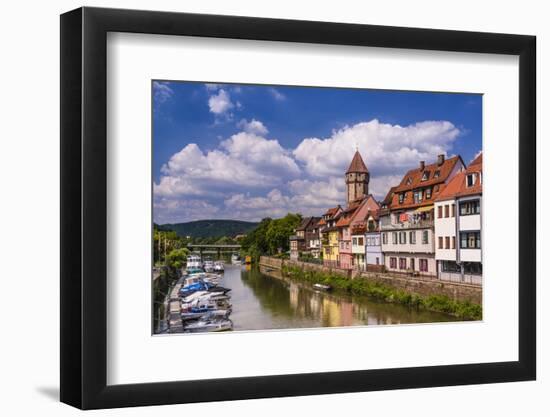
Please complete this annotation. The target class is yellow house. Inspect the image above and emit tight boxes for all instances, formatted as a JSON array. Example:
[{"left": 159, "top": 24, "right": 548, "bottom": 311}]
[
  {"left": 319, "top": 206, "right": 343, "bottom": 267},
  {"left": 326, "top": 228, "right": 340, "bottom": 265}
]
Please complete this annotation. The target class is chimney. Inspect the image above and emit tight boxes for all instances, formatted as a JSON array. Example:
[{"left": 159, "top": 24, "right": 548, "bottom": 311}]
[
  {"left": 437, "top": 154, "right": 445, "bottom": 166},
  {"left": 419, "top": 161, "right": 425, "bottom": 170}
]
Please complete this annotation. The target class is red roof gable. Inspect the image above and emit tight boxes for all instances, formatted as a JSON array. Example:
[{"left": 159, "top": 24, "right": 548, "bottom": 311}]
[
  {"left": 323, "top": 206, "right": 341, "bottom": 217},
  {"left": 436, "top": 152, "right": 482, "bottom": 201},
  {"left": 387, "top": 155, "right": 464, "bottom": 210}
]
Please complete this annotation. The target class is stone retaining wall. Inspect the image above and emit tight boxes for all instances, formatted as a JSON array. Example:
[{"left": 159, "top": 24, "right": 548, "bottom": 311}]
[{"left": 259, "top": 256, "right": 481, "bottom": 304}]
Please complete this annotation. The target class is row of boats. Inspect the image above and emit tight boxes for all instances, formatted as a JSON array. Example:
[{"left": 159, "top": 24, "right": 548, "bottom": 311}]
[
  {"left": 179, "top": 263, "right": 234, "bottom": 333},
  {"left": 186, "top": 255, "right": 225, "bottom": 272}
]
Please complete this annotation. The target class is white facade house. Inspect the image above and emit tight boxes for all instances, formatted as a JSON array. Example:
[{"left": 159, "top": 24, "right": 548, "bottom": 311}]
[
  {"left": 381, "top": 213, "right": 436, "bottom": 275},
  {"left": 434, "top": 153, "right": 482, "bottom": 285},
  {"left": 351, "top": 233, "right": 366, "bottom": 270},
  {"left": 380, "top": 155, "right": 465, "bottom": 277}
]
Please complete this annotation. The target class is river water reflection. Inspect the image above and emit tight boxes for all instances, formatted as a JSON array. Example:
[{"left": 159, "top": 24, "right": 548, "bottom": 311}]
[{"left": 222, "top": 264, "right": 459, "bottom": 331}]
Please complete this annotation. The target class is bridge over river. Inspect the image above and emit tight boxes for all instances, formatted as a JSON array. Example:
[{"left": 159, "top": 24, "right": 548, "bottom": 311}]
[{"left": 187, "top": 244, "right": 241, "bottom": 258}]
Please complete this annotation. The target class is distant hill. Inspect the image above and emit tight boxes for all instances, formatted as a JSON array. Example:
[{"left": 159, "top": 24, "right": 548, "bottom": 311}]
[{"left": 159, "top": 220, "right": 259, "bottom": 239}]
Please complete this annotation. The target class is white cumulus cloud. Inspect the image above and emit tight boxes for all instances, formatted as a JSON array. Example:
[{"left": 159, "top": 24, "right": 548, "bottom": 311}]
[
  {"left": 237, "top": 118, "right": 268, "bottom": 135},
  {"left": 154, "top": 117, "right": 463, "bottom": 223},
  {"left": 293, "top": 119, "right": 460, "bottom": 178},
  {"left": 208, "top": 89, "right": 234, "bottom": 114}
]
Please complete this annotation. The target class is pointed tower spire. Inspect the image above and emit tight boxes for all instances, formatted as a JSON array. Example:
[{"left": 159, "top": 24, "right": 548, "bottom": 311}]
[
  {"left": 345, "top": 150, "right": 370, "bottom": 205},
  {"left": 346, "top": 150, "right": 369, "bottom": 174}
]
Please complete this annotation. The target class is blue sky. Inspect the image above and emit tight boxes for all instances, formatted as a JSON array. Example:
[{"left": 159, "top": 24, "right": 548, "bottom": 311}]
[{"left": 153, "top": 81, "right": 482, "bottom": 224}]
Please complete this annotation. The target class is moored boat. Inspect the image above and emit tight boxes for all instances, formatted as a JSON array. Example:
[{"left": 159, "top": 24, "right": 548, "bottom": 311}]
[
  {"left": 313, "top": 283, "right": 332, "bottom": 291},
  {"left": 183, "top": 316, "right": 233, "bottom": 333},
  {"left": 186, "top": 255, "right": 202, "bottom": 270},
  {"left": 203, "top": 260, "right": 214, "bottom": 272}
]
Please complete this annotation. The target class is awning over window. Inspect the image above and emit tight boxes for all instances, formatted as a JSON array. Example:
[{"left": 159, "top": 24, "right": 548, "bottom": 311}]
[{"left": 414, "top": 206, "right": 432, "bottom": 213}]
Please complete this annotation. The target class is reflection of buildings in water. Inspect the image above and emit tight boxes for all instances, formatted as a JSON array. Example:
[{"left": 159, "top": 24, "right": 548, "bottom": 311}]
[
  {"left": 309, "top": 292, "right": 321, "bottom": 316},
  {"left": 340, "top": 301, "right": 354, "bottom": 327},
  {"left": 321, "top": 297, "right": 341, "bottom": 327},
  {"left": 289, "top": 283, "right": 299, "bottom": 311},
  {"left": 352, "top": 302, "right": 369, "bottom": 323}
]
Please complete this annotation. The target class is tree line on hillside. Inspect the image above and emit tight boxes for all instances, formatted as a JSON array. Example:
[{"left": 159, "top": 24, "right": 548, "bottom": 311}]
[
  {"left": 158, "top": 219, "right": 258, "bottom": 239},
  {"left": 154, "top": 213, "right": 303, "bottom": 267}
]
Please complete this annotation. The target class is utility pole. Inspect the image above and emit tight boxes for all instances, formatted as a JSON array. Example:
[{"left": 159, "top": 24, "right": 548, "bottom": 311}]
[{"left": 158, "top": 232, "right": 161, "bottom": 264}]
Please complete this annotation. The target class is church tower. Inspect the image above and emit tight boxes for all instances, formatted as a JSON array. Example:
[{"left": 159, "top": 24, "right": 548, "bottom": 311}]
[{"left": 345, "top": 150, "right": 369, "bottom": 205}]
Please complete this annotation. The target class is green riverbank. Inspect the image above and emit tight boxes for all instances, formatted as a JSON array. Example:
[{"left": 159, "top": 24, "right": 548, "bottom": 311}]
[{"left": 281, "top": 265, "right": 482, "bottom": 321}]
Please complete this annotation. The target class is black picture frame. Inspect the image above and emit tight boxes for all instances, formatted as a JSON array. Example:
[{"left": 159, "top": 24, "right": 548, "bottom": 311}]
[{"left": 60, "top": 6, "right": 536, "bottom": 410}]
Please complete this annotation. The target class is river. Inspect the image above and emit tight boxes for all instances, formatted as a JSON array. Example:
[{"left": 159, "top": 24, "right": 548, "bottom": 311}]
[{"left": 214, "top": 264, "right": 458, "bottom": 331}]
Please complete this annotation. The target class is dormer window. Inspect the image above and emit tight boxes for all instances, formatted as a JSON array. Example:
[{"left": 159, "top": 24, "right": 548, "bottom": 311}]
[
  {"left": 413, "top": 189, "right": 423, "bottom": 204},
  {"left": 421, "top": 171, "right": 430, "bottom": 181},
  {"left": 466, "top": 173, "right": 477, "bottom": 187},
  {"left": 434, "top": 170, "right": 440, "bottom": 179},
  {"left": 406, "top": 177, "right": 412, "bottom": 185}
]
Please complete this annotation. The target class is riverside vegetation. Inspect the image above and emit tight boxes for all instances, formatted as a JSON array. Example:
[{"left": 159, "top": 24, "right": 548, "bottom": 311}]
[{"left": 281, "top": 265, "right": 482, "bottom": 321}]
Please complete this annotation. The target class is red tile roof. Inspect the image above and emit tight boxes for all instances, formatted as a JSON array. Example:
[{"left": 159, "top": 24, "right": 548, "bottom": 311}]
[
  {"left": 346, "top": 150, "right": 369, "bottom": 174},
  {"left": 393, "top": 155, "right": 462, "bottom": 192},
  {"left": 457, "top": 153, "right": 482, "bottom": 198},
  {"left": 296, "top": 216, "right": 321, "bottom": 231},
  {"left": 387, "top": 155, "right": 464, "bottom": 210},
  {"left": 382, "top": 187, "right": 396, "bottom": 206},
  {"left": 436, "top": 152, "right": 482, "bottom": 201},
  {"left": 323, "top": 206, "right": 340, "bottom": 217}
]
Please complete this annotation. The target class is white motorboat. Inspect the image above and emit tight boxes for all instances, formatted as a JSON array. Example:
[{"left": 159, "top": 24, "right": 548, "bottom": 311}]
[
  {"left": 231, "top": 253, "right": 241, "bottom": 265},
  {"left": 180, "top": 299, "right": 232, "bottom": 321},
  {"left": 180, "top": 293, "right": 230, "bottom": 309},
  {"left": 186, "top": 255, "right": 202, "bottom": 270},
  {"left": 183, "top": 316, "right": 233, "bottom": 332},
  {"left": 203, "top": 260, "right": 214, "bottom": 272},
  {"left": 313, "top": 283, "right": 332, "bottom": 291},
  {"left": 180, "top": 307, "right": 231, "bottom": 321},
  {"left": 213, "top": 261, "right": 224, "bottom": 272},
  {"left": 181, "top": 290, "right": 210, "bottom": 304}
]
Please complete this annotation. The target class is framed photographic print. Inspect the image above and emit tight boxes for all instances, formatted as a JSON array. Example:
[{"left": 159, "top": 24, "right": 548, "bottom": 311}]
[{"left": 60, "top": 6, "right": 536, "bottom": 410}]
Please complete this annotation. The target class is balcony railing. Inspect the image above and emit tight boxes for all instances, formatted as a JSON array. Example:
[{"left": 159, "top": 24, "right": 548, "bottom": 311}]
[{"left": 381, "top": 219, "right": 434, "bottom": 230}]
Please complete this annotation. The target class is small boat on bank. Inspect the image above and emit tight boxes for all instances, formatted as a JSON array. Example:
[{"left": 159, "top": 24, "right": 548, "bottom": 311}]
[
  {"left": 313, "top": 283, "right": 332, "bottom": 291},
  {"left": 214, "top": 261, "right": 224, "bottom": 272},
  {"left": 231, "top": 253, "right": 241, "bottom": 265}
]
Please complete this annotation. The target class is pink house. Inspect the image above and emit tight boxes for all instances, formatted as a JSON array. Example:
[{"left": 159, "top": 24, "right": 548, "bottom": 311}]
[{"left": 336, "top": 195, "right": 379, "bottom": 269}]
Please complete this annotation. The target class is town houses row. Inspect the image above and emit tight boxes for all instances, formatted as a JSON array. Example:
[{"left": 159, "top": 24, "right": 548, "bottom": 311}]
[{"left": 289, "top": 149, "right": 483, "bottom": 285}]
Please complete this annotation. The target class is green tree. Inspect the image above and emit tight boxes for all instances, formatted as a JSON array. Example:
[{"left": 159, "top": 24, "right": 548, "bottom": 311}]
[
  {"left": 265, "top": 213, "right": 302, "bottom": 254},
  {"left": 241, "top": 218, "right": 272, "bottom": 259},
  {"left": 165, "top": 247, "right": 190, "bottom": 271},
  {"left": 240, "top": 213, "right": 302, "bottom": 259}
]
